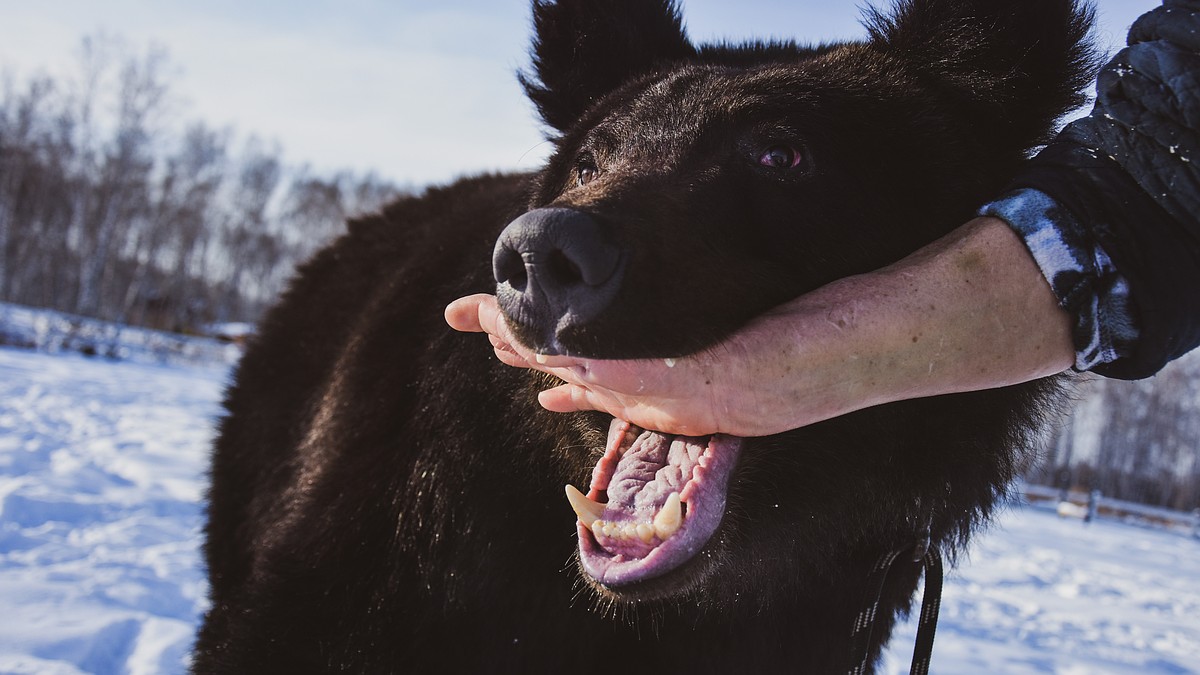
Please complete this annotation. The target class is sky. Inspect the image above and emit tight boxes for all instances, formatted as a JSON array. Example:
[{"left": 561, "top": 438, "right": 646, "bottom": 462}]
[{"left": 0, "top": 0, "right": 1161, "bottom": 188}]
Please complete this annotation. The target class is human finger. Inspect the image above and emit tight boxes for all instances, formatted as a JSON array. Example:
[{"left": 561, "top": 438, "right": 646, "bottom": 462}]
[
  {"left": 549, "top": 356, "right": 684, "bottom": 396},
  {"left": 446, "top": 294, "right": 581, "bottom": 367},
  {"left": 492, "top": 337, "right": 534, "bottom": 369},
  {"left": 537, "top": 383, "right": 600, "bottom": 414},
  {"left": 447, "top": 295, "right": 533, "bottom": 369},
  {"left": 444, "top": 294, "right": 493, "bottom": 333},
  {"left": 444, "top": 294, "right": 526, "bottom": 350}
]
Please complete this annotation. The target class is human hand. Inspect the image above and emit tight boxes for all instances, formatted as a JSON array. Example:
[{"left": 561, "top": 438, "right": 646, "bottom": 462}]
[{"left": 445, "top": 293, "right": 739, "bottom": 436}]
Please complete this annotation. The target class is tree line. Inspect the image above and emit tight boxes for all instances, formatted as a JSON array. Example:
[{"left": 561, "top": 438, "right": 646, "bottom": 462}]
[
  {"left": 1027, "top": 352, "right": 1200, "bottom": 512},
  {"left": 0, "top": 35, "right": 406, "bottom": 333}
]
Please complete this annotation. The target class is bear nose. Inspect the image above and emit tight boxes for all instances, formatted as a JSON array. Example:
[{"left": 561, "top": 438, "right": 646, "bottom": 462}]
[{"left": 493, "top": 208, "right": 624, "bottom": 350}]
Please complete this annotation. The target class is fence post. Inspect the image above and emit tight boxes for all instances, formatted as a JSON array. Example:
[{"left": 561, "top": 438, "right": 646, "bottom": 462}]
[{"left": 1085, "top": 489, "right": 1101, "bottom": 524}]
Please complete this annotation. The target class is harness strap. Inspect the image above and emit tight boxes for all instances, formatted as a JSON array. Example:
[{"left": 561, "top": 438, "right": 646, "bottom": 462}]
[
  {"left": 846, "top": 545, "right": 944, "bottom": 674},
  {"left": 909, "top": 549, "right": 943, "bottom": 675}
]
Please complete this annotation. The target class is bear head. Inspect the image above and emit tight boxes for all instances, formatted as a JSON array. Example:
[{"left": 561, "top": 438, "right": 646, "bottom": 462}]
[{"left": 494, "top": 0, "right": 1094, "bottom": 602}]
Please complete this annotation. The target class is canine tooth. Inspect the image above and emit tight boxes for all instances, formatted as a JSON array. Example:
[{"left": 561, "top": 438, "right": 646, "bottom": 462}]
[
  {"left": 565, "top": 485, "right": 605, "bottom": 527},
  {"left": 636, "top": 523, "right": 654, "bottom": 543},
  {"left": 654, "top": 493, "right": 683, "bottom": 539}
]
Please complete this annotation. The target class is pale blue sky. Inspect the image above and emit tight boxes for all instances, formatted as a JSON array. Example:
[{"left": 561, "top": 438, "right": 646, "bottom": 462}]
[{"left": 0, "top": 1, "right": 1159, "bottom": 186}]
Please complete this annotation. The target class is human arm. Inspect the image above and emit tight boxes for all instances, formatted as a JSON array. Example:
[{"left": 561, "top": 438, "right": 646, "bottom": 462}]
[{"left": 446, "top": 216, "right": 1074, "bottom": 437}]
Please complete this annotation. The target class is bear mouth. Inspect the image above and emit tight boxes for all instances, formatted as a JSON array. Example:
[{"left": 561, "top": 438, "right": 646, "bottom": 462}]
[{"left": 565, "top": 418, "right": 744, "bottom": 588}]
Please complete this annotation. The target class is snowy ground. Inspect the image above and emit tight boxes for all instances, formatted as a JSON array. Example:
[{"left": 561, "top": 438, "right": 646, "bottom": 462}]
[
  {"left": 881, "top": 510, "right": 1200, "bottom": 673},
  {"left": 0, "top": 348, "right": 226, "bottom": 675},
  {"left": 1, "top": 346, "right": 1198, "bottom": 674}
]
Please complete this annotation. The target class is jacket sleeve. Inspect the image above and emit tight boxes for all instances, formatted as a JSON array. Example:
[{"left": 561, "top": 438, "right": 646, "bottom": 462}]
[{"left": 981, "top": 0, "right": 1200, "bottom": 380}]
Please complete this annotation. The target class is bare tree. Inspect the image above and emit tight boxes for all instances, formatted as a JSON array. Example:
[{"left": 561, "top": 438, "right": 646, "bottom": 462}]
[
  {"left": 72, "top": 38, "right": 170, "bottom": 319},
  {"left": 212, "top": 137, "right": 282, "bottom": 321},
  {"left": 0, "top": 32, "right": 409, "bottom": 336},
  {"left": 1038, "top": 354, "right": 1200, "bottom": 510}
]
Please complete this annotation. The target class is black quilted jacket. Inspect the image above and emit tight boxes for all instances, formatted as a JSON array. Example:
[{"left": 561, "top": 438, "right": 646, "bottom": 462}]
[{"left": 1011, "top": 0, "right": 1200, "bottom": 379}]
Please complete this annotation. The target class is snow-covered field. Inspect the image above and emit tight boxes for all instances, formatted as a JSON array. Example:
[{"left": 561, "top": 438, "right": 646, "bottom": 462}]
[
  {"left": 0, "top": 346, "right": 1198, "bottom": 674},
  {"left": 0, "top": 348, "right": 225, "bottom": 675},
  {"left": 881, "top": 509, "right": 1200, "bottom": 674}
]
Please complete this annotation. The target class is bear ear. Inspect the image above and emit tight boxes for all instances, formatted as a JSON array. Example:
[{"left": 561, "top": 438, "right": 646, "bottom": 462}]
[
  {"left": 519, "top": 0, "right": 696, "bottom": 134},
  {"left": 865, "top": 0, "right": 1100, "bottom": 145}
]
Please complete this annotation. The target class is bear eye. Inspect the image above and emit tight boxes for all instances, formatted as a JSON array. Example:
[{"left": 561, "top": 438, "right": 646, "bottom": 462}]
[
  {"left": 758, "top": 144, "right": 804, "bottom": 170},
  {"left": 576, "top": 159, "right": 600, "bottom": 187}
]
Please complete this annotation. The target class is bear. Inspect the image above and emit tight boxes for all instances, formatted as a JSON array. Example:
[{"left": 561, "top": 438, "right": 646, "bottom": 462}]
[{"left": 193, "top": 0, "right": 1095, "bottom": 672}]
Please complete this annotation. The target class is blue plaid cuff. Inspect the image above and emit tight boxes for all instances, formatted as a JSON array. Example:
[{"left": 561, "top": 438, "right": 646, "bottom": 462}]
[{"left": 980, "top": 188, "right": 1140, "bottom": 371}]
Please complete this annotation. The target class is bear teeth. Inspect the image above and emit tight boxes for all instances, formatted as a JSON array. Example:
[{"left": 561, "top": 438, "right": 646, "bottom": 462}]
[
  {"left": 566, "top": 485, "right": 684, "bottom": 542},
  {"left": 565, "top": 485, "right": 605, "bottom": 527},
  {"left": 653, "top": 492, "right": 682, "bottom": 538}
]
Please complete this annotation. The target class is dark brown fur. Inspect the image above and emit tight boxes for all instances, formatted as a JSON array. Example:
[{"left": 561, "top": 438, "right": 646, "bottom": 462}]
[{"left": 195, "top": 1, "right": 1095, "bottom": 672}]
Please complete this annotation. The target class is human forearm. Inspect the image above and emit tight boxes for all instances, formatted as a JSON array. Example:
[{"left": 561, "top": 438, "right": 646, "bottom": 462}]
[{"left": 775, "top": 216, "right": 1073, "bottom": 407}]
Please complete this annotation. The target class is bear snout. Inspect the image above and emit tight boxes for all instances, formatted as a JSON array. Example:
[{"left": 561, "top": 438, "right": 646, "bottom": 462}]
[{"left": 492, "top": 207, "right": 625, "bottom": 353}]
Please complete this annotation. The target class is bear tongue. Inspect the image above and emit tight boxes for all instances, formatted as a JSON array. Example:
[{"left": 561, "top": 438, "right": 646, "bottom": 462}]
[
  {"left": 606, "top": 430, "right": 699, "bottom": 514},
  {"left": 592, "top": 429, "right": 706, "bottom": 558}
]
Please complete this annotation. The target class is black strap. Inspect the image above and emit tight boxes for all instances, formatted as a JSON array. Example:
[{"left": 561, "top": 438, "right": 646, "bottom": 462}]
[
  {"left": 846, "top": 545, "right": 943, "bottom": 674},
  {"left": 909, "top": 549, "right": 943, "bottom": 675}
]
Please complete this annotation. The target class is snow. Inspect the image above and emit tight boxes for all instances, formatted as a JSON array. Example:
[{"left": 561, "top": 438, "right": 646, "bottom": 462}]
[
  {"left": 0, "top": 347, "right": 227, "bottom": 675},
  {"left": 0, "top": 303, "right": 241, "bottom": 368},
  {"left": 1, "top": 346, "right": 1198, "bottom": 674},
  {"left": 881, "top": 508, "right": 1200, "bottom": 674}
]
